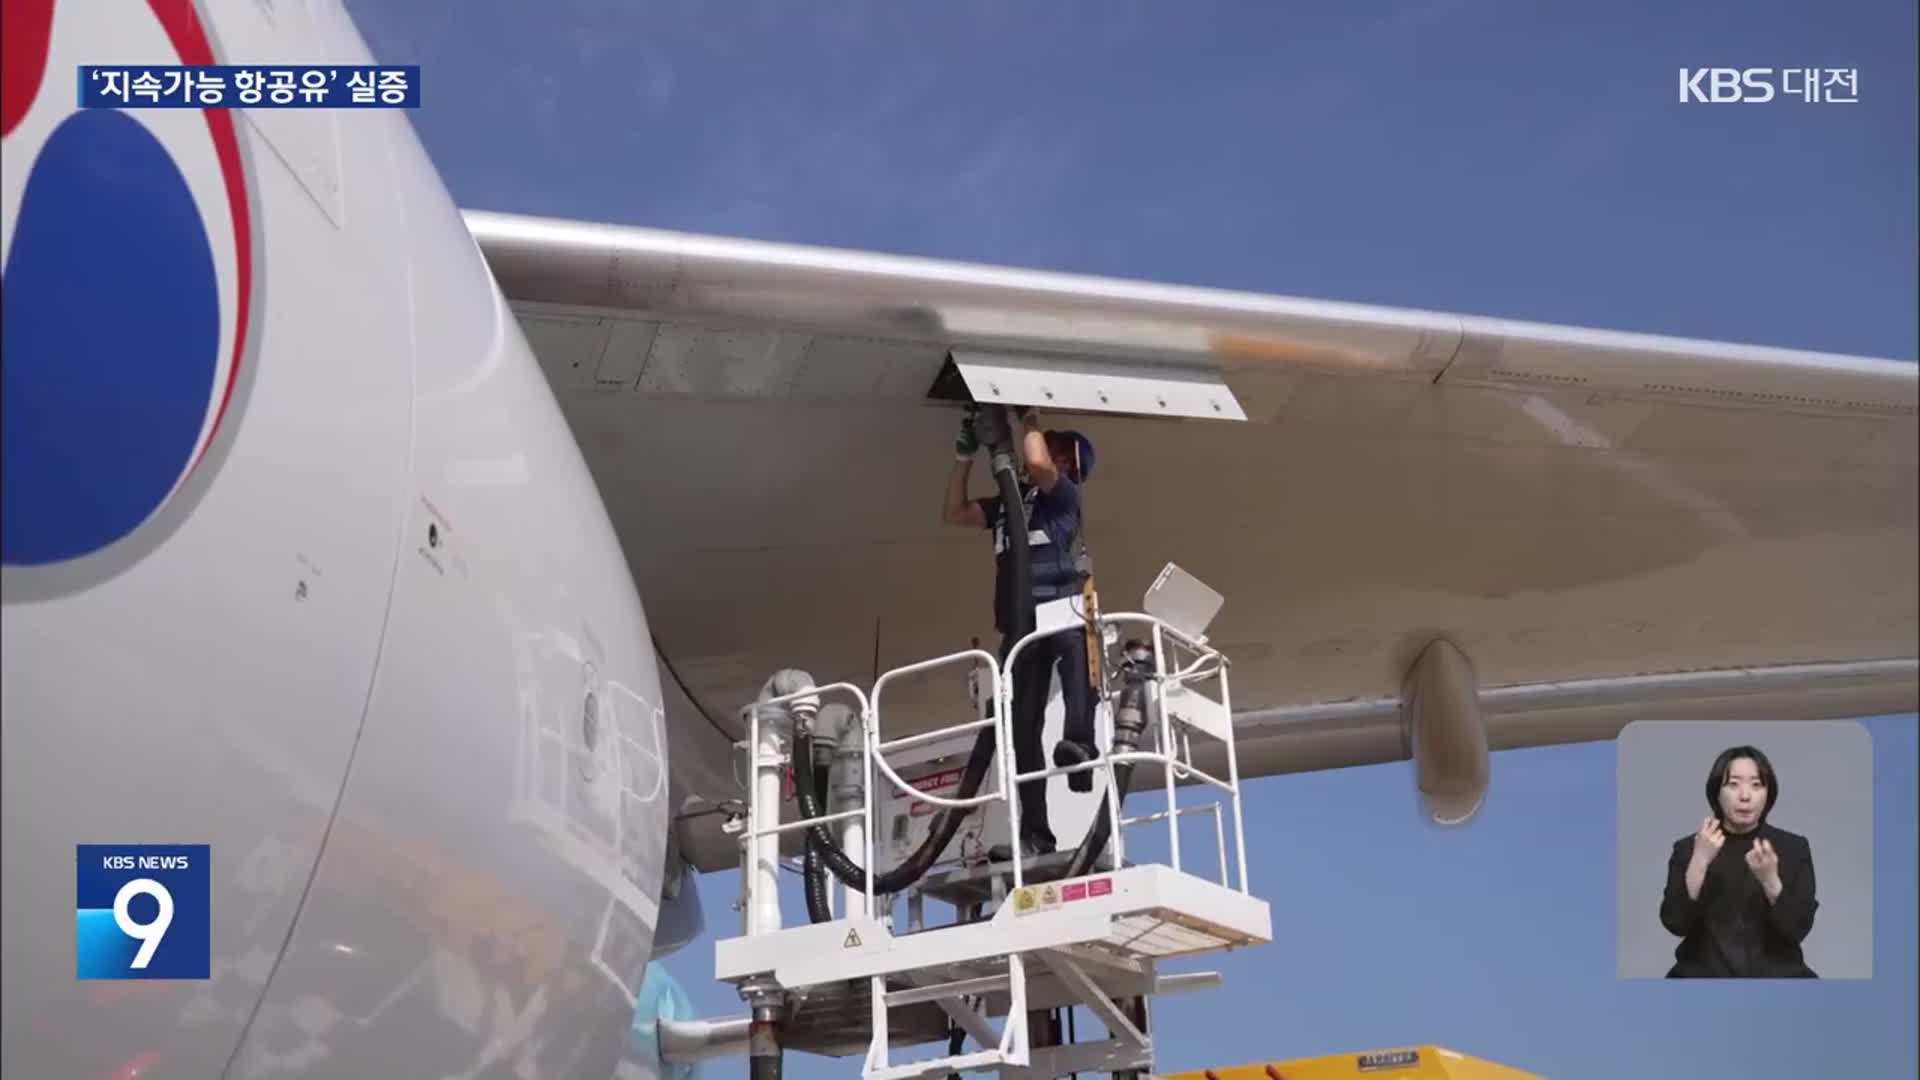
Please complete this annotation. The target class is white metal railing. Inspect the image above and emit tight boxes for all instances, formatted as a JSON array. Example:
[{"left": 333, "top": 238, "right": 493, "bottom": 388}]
[
  {"left": 1121, "top": 803, "right": 1230, "bottom": 889},
  {"left": 735, "top": 680, "right": 871, "bottom": 932},
  {"left": 730, "top": 611, "right": 1250, "bottom": 929},
  {"left": 726, "top": 611, "right": 1248, "bottom": 1079},
  {"left": 998, "top": 612, "right": 1249, "bottom": 895},
  {"left": 866, "top": 648, "right": 1010, "bottom": 908}
]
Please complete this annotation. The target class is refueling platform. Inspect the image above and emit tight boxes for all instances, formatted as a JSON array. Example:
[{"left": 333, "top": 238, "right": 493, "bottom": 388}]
[{"left": 710, "top": 569, "right": 1271, "bottom": 1079}]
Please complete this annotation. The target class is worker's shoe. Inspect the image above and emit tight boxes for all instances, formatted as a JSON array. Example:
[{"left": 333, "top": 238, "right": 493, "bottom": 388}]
[{"left": 1052, "top": 740, "right": 1100, "bottom": 793}]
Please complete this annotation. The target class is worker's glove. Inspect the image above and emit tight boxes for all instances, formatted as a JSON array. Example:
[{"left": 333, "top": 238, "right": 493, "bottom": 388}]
[
  {"left": 954, "top": 414, "right": 980, "bottom": 459},
  {"left": 1013, "top": 405, "right": 1039, "bottom": 427}
]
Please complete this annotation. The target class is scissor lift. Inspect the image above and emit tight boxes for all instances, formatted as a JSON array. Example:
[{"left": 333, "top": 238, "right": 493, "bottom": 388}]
[{"left": 714, "top": 608, "right": 1271, "bottom": 1079}]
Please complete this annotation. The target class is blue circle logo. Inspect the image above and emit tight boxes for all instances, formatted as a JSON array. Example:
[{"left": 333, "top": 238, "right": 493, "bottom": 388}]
[{"left": 2, "top": 3, "right": 255, "bottom": 574}]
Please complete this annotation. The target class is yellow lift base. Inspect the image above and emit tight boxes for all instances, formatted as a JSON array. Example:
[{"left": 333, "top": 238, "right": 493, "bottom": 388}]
[{"left": 1163, "top": 1045, "right": 1543, "bottom": 1080}]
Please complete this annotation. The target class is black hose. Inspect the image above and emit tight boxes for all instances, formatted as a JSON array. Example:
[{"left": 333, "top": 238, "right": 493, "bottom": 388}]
[
  {"left": 791, "top": 452, "right": 1034, "bottom": 901},
  {"left": 998, "top": 449, "right": 1037, "bottom": 643},
  {"left": 802, "top": 761, "right": 834, "bottom": 924},
  {"left": 945, "top": 1025, "right": 966, "bottom": 1080},
  {"left": 1064, "top": 640, "right": 1154, "bottom": 879},
  {"left": 1064, "top": 761, "right": 1132, "bottom": 880}
]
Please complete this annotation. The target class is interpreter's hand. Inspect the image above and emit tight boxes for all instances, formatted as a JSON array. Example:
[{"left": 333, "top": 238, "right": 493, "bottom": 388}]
[
  {"left": 1745, "top": 837, "right": 1782, "bottom": 890},
  {"left": 955, "top": 413, "right": 980, "bottom": 459},
  {"left": 1690, "top": 816, "right": 1725, "bottom": 867}
]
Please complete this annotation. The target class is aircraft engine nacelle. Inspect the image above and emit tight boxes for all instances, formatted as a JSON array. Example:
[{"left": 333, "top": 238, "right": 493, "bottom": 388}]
[{"left": 1403, "top": 639, "right": 1490, "bottom": 825}]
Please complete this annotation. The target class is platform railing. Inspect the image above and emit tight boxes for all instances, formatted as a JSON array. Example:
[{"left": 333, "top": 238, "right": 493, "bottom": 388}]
[
  {"left": 730, "top": 609, "right": 1247, "bottom": 940},
  {"left": 862, "top": 645, "right": 1029, "bottom": 1075},
  {"left": 999, "top": 611, "right": 1248, "bottom": 895},
  {"left": 867, "top": 647, "right": 1010, "bottom": 901},
  {"left": 734, "top": 681, "right": 871, "bottom": 931},
  {"left": 1121, "top": 803, "right": 1229, "bottom": 888},
  {"left": 723, "top": 613, "right": 1248, "bottom": 1079}
]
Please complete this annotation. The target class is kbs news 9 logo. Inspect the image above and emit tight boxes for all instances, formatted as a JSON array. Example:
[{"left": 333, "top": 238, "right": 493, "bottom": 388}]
[{"left": 76, "top": 845, "right": 210, "bottom": 979}]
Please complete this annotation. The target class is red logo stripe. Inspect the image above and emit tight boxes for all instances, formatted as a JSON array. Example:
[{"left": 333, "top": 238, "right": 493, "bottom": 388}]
[{"left": 148, "top": 0, "right": 251, "bottom": 470}]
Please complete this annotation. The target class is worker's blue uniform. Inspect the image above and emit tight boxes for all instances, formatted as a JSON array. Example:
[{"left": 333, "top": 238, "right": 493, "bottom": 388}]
[{"left": 978, "top": 475, "right": 1097, "bottom": 854}]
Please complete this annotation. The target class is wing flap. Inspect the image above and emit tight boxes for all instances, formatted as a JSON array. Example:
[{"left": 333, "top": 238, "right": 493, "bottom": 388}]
[{"left": 945, "top": 348, "right": 1248, "bottom": 421}]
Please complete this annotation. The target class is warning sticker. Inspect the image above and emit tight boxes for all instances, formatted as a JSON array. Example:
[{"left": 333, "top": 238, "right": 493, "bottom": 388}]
[
  {"left": 895, "top": 768, "right": 965, "bottom": 802},
  {"left": 897, "top": 767, "right": 967, "bottom": 818},
  {"left": 843, "top": 929, "right": 863, "bottom": 949},
  {"left": 1056, "top": 876, "right": 1111, "bottom": 903},
  {"left": 1010, "top": 881, "right": 1078, "bottom": 916}
]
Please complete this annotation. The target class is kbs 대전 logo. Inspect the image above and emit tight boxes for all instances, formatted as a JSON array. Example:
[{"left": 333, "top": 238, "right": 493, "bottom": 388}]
[
  {"left": 76, "top": 845, "right": 210, "bottom": 979},
  {"left": 1679, "top": 68, "right": 1859, "bottom": 103}
]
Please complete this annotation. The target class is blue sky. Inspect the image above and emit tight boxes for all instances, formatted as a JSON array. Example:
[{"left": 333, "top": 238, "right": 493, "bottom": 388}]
[{"left": 343, "top": 0, "right": 1917, "bottom": 1074}]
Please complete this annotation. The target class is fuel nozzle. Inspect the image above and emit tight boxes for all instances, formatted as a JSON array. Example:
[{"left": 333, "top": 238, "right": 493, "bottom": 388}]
[
  {"left": 1063, "top": 637, "right": 1158, "bottom": 880},
  {"left": 970, "top": 404, "right": 1017, "bottom": 474},
  {"left": 1111, "top": 639, "right": 1157, "bottom": 751}
]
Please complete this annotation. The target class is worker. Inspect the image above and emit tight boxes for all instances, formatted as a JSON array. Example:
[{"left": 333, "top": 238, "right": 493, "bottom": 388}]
[{"left": 943, "top": 405, "right": 1100, "bottom": 860}]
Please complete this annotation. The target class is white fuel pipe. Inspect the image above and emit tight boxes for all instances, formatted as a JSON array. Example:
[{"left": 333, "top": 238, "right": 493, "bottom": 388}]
[
  {"left": 828, "top": 705, "right": 868, "bottom": 921},
  {"left": 658, "top": 1015, "right": 753, "bottom": 1063},
  {"left": 749, "top": 670, "right": 819, "bottom": 936}
]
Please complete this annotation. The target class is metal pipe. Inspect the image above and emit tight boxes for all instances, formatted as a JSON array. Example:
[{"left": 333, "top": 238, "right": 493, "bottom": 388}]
[
  {"left": 831, "top": 706, "right": 868, "bottom": 921},
  {"left": 748, "top": 1000, "right": 785, "bottom": 1080},
  {"left": 1156, "top": 624, "right": 1181, "bottom": 874},
  {"left": 749, "top": 671, "right": 819, "bottom": 936},
  {"left": 747, "top": 807, "right": 864, "bottom": 839},
  {"left": 875, "top": 714, "right": 996, "bottom": 755},
  {"left": 1154, "top": 971, "right": 1225, "bottom": 996},
  {"left": 1219, "top": 655, "right": 1248, "bottom": 893},
  {"left": 750, "top": 728, "right": 784, "bottom": 935},
  {"left": 884, "top": 973, "right": 1010, "bottom": 1007},
  {"left": 657, "top": 1016, "right": 752, "bottom": 1064}
]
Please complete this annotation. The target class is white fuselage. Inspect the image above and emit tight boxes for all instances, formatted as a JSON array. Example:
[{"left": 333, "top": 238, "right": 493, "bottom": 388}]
[{"left": 2, "top": 3, "right": 673, "bottom": 1077}]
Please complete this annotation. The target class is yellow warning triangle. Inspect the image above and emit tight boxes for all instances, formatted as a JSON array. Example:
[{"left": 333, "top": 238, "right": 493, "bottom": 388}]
[{"left": 843, "top": 928, "right": 863, "bottom": 948}]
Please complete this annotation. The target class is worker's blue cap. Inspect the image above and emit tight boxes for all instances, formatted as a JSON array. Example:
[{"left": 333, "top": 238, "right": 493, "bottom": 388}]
[{"left": 1048, "top": 430, "right": 1095, "bottom": 482}]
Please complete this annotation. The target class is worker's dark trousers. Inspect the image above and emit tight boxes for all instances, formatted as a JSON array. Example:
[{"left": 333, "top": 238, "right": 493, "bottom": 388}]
[{"left": 991, "top": 626, "right": 1097, "bottom": 851}]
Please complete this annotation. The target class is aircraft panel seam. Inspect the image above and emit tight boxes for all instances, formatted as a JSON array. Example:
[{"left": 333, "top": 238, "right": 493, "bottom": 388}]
[
  {"left": 214, "top": 112, "right": 422, "bottom": 1080},
  {"left": 1429, "top": 315, "right": 1469, "bottom": 385}
]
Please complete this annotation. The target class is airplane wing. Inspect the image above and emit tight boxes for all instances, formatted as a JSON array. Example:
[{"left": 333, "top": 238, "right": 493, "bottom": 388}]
[{"left": 463, "top": 209, "right": 1917, "bottom": 870}]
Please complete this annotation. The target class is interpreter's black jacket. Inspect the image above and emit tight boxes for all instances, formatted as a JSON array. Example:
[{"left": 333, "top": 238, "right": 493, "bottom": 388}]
[{"left": 1660, "top": 821, "right": 1818, "bottom": 978}]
